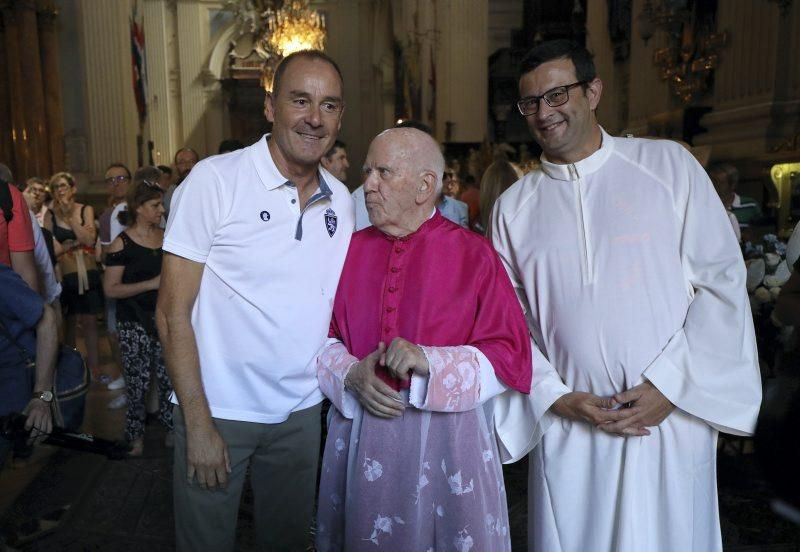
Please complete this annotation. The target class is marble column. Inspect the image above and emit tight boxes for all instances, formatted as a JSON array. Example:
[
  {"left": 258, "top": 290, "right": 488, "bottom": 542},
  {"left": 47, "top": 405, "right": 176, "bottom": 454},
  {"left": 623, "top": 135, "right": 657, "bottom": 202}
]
[
  {"left": 623, "top": 0, "right": 676, "bottom": 137},
  {"left": 0, "top": 7, "right": 12, "bottom": 170},
  {"left": 1, "top": 3, "right": 31, "bottom": 179},
  {"left": 15, "top": 0, "right": 49, "bottom": 177},
  {"left": 142, "top": 0, "right": 178, "bottom": 166},
  {"left": 176, "top": 1, "right": 210, "bottom": 155},
  {"left": 38, "top": 4, "right": 64, "bottom": 173},
  {"left": 76, "top": 0, "right": 139, "bottom": 177},
  {"left": 695, "top": 0, "right": 798, "bottom": 158},
  {"left": 435, "top": 0, "right": 489, "bottom": 143}
]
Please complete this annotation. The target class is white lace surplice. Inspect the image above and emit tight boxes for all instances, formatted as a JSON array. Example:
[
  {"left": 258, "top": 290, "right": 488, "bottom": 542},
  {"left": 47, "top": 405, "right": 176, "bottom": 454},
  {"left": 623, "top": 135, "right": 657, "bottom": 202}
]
[{"left": 316, "top": 342, "right": 511, "bottom": 552}]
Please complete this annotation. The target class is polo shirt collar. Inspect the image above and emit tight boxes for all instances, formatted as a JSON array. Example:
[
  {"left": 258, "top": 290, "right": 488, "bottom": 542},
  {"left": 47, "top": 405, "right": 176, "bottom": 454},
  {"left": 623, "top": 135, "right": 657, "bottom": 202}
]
[{"left": 250, "top": 134, "right": 333, "bottom": 197}]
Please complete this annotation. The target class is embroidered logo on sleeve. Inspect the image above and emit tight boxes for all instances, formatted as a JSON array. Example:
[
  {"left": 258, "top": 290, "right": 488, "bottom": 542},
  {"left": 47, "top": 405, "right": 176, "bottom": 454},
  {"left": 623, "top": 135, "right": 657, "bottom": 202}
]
[{"left": 324, "top": 208, "right": 337, "bottom": 237}]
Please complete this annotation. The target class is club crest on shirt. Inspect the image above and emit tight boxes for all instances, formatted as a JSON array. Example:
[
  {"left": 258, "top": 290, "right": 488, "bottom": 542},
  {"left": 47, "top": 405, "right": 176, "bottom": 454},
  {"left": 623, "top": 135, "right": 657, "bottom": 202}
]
[
  {"left": 324, "top": 208, "right": 337, "bottom": 237},
  {"left": 259, "top": 210, "right": 271, "bottom": 222}
]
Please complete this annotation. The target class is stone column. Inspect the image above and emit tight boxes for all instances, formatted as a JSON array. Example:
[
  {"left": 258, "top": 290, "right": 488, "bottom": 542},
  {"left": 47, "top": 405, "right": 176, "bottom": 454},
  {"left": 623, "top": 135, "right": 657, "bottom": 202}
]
[
  {"left": 623, "top": 0, "right": 675, "bottom": 137},
  {"left": 38, "top": 3, "right": 64, "bottom": 173},
  {"left": 142, "top": 0, "right": 178, "bottom": 166},
  {"left": 436, "top": 0, "right": 488, "bottom": 143},
  {"left": 695, "top": 0, "right": 790, "bottom": 158},
  {"left": 76, "top": 0, "right": 139, "bottom": 177},
  {"left": 1, "top": 2, "right": 30, "bottom": 179},
  {"left": 176, "top": 0, "right": 210, "bottom": 155},
  {"left": 15, "top": 0, "right": 49, "bottom": 177},
  {"left": 0, "top": 6, "right": 12, "bottom": 170}
]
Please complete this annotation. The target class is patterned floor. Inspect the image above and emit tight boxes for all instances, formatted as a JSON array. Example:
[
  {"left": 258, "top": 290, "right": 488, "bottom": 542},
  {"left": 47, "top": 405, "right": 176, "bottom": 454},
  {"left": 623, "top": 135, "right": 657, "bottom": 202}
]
[{"left": 2, "top": 421, "right": 800, "bottom": 551}]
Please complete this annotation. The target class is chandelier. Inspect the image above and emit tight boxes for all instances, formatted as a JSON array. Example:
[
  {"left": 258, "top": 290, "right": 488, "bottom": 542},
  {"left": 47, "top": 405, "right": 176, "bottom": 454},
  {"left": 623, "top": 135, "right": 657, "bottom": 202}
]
[
  {"left": 262, "top": 1, "right": 326, "bottom": 58},
  {"left": 227, "top": 0, "right": 327, "bottom": 91},
  {"left": 637, "top": 0, "right": 727, "bottom": 105}
]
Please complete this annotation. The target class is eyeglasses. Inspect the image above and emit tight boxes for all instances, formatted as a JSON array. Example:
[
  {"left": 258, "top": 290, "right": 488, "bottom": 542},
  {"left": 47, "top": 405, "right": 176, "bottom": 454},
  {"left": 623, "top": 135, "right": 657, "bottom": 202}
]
[
  {"left": 517, "top": 81, "right": 586, "bottom": 116},
  {"left": 104, "top": 175, "right": 130, "bottom": 185}
]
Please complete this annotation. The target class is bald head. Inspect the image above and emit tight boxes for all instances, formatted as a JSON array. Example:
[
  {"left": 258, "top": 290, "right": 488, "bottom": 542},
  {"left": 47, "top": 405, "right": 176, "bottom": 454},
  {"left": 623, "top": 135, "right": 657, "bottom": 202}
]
[
  {"left": 373, "top": 127, "right": 445, "bottom": 198},
  {"left": 362, "top": 127, "right": 445, "bottom": 237}
]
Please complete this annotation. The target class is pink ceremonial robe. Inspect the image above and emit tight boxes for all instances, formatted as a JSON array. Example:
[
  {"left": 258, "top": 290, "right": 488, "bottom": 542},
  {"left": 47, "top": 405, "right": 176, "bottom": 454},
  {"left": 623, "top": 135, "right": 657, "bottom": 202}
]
[
  {"left": 316, "top": 212, "right": 532, "bottom": 551},
  {"left": 329, "top": 211, "right": 531, "bottom": 393}
]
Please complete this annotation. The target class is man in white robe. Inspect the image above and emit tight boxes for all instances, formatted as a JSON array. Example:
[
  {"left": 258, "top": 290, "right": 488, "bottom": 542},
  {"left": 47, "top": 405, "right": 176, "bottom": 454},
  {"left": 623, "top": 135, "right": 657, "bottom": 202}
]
[{"left": 490, "top": 39, "right": 762, "bottom": 552}]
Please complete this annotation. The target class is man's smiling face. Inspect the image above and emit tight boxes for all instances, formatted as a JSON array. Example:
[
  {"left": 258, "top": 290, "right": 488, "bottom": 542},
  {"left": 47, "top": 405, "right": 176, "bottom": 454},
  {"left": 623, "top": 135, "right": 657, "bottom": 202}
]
[
  {"left": 519, "top": 57, "right": 601, "bottom": 164},
  {"left": 265, "top": 56, "right": 344, "bottom": 171}
]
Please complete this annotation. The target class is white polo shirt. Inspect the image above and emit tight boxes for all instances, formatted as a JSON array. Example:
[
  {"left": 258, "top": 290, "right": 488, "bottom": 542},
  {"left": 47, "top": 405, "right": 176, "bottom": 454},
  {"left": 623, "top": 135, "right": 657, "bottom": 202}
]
[{"left": 164, "top": 135, "right": 354, "bottom": 423}]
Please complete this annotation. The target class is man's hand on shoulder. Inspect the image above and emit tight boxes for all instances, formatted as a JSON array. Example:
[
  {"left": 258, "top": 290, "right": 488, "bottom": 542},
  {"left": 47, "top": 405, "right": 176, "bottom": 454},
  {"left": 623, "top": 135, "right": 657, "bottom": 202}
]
[
  {"left": 596, "top": 381, "right": 675, "bottom": 437},
  {"left": 185, "top": 421, "right": 231, "bottom": 490},
  {"left": 344, "top": 342, "right": 405, "bottom": 418},
  {"left": 550, "top": 391, "right": 646, "bottom": 435}
]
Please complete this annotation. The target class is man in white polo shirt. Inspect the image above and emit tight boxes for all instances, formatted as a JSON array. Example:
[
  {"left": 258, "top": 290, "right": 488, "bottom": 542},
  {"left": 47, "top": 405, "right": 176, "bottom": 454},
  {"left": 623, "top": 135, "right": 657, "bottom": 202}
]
[{"left": 156, "top": 50, "right": 353, "bottom": 551}]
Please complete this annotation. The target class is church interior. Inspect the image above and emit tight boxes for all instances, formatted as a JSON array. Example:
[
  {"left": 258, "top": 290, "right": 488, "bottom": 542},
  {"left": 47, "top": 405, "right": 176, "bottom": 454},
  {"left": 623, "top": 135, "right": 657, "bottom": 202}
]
[{"left": 1, "top": 0, "right": 800, "bottom": 549}]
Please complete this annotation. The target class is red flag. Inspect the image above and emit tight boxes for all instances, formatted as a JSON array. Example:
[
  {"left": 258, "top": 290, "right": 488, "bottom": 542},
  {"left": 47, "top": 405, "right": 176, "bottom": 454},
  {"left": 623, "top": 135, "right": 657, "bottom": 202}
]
[{"left": 130, "top": 14, "right": 147, "bottom": 122}]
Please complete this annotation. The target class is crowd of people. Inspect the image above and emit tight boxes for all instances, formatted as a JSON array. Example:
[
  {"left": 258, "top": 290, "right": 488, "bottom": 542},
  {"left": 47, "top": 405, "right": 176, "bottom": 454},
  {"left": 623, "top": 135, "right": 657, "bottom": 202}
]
[
  {"left": 1, "top": 37, "right": 794, "bottom": 551},
  {"left": 0, "top": 145, "right": 206, "bottom": 461}
]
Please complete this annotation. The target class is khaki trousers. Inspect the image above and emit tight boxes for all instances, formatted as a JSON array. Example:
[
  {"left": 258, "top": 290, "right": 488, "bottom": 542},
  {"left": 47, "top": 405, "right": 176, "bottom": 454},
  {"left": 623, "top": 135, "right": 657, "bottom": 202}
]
[{"left": 173, "top": 403, "right": 322, "bottom": 551}]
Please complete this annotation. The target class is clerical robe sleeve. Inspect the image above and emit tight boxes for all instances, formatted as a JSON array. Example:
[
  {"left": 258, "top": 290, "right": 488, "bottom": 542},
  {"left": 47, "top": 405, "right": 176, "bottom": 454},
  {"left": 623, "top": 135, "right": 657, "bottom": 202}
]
[
  {"left": 489, "top": 205, "right": 571, "bottom": 463},
  {"left": 408, "top": 345, "right": 507, "bottom": 412},
  {"left": 642, "top": 153, "right": 761, "bottom": 436},
  {"left": 317, "top": 338, "right": 361, "bottom": 419}
]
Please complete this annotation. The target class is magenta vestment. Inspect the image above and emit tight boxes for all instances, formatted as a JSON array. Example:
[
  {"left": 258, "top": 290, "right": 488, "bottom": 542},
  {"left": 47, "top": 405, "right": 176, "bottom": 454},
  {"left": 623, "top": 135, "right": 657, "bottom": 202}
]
[{"left": 316, "top": 212, "right": 531, "bottom": 551}]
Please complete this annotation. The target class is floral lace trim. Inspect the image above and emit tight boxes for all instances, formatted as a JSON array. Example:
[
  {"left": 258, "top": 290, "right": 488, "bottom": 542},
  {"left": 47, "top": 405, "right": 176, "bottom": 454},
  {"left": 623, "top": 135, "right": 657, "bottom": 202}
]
[
  {"left": 418, "top": 346, "right": 480, "bottom": 412},
  {"left": 317, "top": 342, "right": 357, "bottom": 413}
]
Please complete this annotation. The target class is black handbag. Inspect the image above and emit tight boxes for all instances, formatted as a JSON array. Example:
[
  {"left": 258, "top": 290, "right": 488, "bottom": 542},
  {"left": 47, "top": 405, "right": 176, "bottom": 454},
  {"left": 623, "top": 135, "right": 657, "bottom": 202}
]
[{"left": 0, "top": 320, "right": 89, "bottom": 432}]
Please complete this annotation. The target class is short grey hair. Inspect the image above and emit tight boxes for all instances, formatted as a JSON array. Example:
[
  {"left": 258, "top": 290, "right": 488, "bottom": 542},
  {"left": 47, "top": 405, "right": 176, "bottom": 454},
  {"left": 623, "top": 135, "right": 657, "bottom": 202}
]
[{"left": 377, "top": 127, "right": 445, "bottom": 196}]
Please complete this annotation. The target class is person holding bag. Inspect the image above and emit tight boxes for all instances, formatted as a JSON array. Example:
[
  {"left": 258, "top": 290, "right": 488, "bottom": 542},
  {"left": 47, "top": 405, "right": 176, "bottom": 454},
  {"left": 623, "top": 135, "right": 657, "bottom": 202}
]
[
  {"left": 0, "top": 264, "right": 58, "bottom": 464},
  {"left": 103, "top": 168, "right": 172, "bottom": 456},
  {"left": 44, "top": 172, "right": 104, "bottom": 382}
]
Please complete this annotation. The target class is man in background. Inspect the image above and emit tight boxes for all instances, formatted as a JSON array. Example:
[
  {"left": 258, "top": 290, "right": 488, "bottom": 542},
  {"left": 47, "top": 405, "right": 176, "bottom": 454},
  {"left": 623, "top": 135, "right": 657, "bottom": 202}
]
[
  {"left": 98, "top": 163, "right": 132, "bottom": 394},
  {"left": 21, "top": 178, "right": 49, "bottom": 227},
  {"left": 163, "top": 147, "right": 199, "bottom": 219},
  {"left": 320, "top": 140, "right": 349, "bottom": 183},
  {"left": 157, "top": 165, "right": 173, "bottom": 191}
]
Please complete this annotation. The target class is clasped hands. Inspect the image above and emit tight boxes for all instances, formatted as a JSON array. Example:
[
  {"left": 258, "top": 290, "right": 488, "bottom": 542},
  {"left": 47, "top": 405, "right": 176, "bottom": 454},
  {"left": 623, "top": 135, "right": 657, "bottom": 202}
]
[
  {"left": 550, "top": 381, "right": 675, "bottom": 437},
  {"left": 343, "top": 338, "right": 429, "bottom": 419}
]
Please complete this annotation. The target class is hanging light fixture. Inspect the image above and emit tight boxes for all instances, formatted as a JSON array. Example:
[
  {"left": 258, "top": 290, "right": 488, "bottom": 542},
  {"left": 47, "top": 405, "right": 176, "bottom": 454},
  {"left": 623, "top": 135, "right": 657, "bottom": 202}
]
[
  {"left": 263, "top": 0, "right": 326, "bottom": 58},
  {"left": 258, "top": 0, "right": 326, "bottom": 89},
  {"left": 227, "top": 0, "right": 327, "bottom": 91}
]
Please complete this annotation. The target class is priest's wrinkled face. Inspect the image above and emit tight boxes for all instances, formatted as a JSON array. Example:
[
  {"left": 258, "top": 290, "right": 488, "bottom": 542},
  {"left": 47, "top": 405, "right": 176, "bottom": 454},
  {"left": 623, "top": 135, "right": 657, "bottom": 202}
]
[
  {"left": 519, "top": 57, "right": 602, "bottom": 164},
  {"left": 362, "top": 129, "right": 442, "bottom": 236}
]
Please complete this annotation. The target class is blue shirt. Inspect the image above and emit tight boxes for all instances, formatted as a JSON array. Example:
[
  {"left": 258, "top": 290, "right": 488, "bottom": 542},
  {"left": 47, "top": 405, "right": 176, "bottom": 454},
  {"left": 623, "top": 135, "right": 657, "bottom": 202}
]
[
  {"left": 438, "top": 195, "right": 469, "bottom": 228},
  {"left": 0, "top": 263, "right": 43, "bottom": 417}
]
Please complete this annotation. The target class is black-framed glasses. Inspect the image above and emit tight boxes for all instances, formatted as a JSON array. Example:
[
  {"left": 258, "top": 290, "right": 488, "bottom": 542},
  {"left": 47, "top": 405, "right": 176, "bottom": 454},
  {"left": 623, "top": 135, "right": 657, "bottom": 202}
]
[
  {"left": 517, "top": 81, "right": 586, "bottom": 116},
  {"left": 104, "top": 175, "right": 130, "bottom": 186}
]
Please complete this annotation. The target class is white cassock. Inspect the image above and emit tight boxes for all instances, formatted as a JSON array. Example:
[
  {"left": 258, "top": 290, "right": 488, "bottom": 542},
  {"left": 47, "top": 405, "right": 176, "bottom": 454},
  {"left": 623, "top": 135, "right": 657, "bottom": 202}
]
[{"left": 490, "top": 129, "right": 762, "bottom": 552}]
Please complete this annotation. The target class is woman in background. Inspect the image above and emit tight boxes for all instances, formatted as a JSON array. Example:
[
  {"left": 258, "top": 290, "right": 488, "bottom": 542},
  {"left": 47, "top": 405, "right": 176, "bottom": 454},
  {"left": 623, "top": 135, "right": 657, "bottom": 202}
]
[
  {"left": 45, "top": 172, "right": 104, "bottom": 380},
  {"left": 477, "top": 160, "right": 522, "bottom": 235},
  {"left": 103, "top": 167, "right": 172, "bottom": 455}
]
